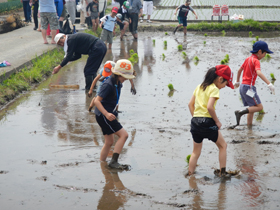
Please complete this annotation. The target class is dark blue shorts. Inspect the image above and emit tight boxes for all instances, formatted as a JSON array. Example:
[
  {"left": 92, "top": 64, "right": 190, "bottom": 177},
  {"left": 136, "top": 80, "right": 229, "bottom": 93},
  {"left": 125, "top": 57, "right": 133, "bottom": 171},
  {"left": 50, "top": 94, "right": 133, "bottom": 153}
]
[
  {"left": 239, "top": 84, "right": 261, "bottom": 106},
  {"left": 96, "top": 114, "right": 122, "bottom": 135},
  {"left": 190, "top": 117, "right": 218, "bottom": 143},
  {"left": 178, "top": 16, "right": 187, "bottom": 27}
]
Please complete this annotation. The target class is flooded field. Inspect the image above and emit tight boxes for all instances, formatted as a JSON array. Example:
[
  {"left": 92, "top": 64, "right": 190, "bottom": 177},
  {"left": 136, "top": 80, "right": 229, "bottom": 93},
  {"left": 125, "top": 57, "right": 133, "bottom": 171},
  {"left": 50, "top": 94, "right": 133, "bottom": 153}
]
[
  {"left": 157, "top": 0, "right": 280, "bottom": 7},
  {"left": 0, "top": 32, "right": 280, "bottom": 210},
  {"left": 152, "top": 8, "right": 280, "bottom": 21}
]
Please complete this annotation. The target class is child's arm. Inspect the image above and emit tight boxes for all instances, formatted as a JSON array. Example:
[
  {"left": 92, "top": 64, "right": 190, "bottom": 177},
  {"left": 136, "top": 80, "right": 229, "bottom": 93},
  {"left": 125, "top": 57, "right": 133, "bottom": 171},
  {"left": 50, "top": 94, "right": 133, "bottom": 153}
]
[
  {"left": 188, "top": 95, "right": 195, "bottom": 117},
  {"left": 129, "top": 79, "right": 136, "bottom": 95},
  {"left": 257, "top": 70, "right": 275, "bottom": 94},
  {"left": 174, "top": 7, "right": 179, "bottom": 15},
  {"left": 234, "top": 67, "right": 243, "bottom": 88},
  {"left": 88, "top": 74, "right": 102, "bottom": 97},
  {"left": 94, "top": 96, "right": 116, "bottom": 121},
  {"left": 256, "top": 70, "right": 271, "bottom": 85},
  {"left": 207, "top": 97, "right": 221, "bottom": 129},
  {"left": 192, "top": 10, "right": 198, "bottom": 19}
]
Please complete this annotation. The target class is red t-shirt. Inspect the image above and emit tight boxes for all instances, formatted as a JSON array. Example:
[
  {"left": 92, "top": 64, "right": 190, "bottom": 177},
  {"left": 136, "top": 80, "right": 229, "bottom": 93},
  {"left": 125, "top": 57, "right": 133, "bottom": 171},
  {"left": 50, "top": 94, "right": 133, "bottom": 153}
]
[{"left": 241, "top": 54, "right": 260, "bottom": 86}]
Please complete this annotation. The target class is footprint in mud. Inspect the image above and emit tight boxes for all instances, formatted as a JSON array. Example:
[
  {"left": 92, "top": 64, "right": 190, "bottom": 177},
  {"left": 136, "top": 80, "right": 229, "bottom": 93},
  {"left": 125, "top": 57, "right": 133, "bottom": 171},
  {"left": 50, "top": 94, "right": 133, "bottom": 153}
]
[{"left": 0, "top": 170, "right": 8, "bottom": 174}]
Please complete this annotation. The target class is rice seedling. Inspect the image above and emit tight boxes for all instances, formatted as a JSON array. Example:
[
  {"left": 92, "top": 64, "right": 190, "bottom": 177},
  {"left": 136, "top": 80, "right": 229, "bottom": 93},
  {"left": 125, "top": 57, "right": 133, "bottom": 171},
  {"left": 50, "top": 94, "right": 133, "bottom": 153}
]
[
  {"left": 221, "top": 60, "right": 225, "bottom": 64},
  {"left": 203, "top": 41, "right": 206, "bottom": 45},
  {"left": 162, "top": 53, "right": 166, "bottom": 60},
  {"left": 204, "top": 33, "right": 208, "bottom": 37},
  {"left": 168, "top": 83, "right": 174, "bottom": 91},
  {"left": 164, "top": 40, "right": 167, "bottom": 46},
  {"left": 194, "top": 56, "right": 199, "bottom": 61},
  {"left": 256, "top": 36, "right": 259, "bottom": 41},
  {"left": 153, "top": 39, "right": 155, "bottom": 45},
  {"left": 177, "top": 45, "right": 183, "bottom": 51},
  {"left": 129, "top": 49, "right": 135, "bottom": 56},
  {"left": 186, "top": 155, "right": 191, "bottom": 164},
  {"left": 259, "top": 109, "right": 265, "bottom": 114},
  {"left": 270, "top": 73, "right": 276, "bottom": 80},
  {"left": 221, "top": 30, "right": 226, "bottom": 36},
  {"left": 165, "top": 32, "right": 168, "bottom": 35},
  {"left": 249, "top": 31, "right": 252, "bottom": 37}
]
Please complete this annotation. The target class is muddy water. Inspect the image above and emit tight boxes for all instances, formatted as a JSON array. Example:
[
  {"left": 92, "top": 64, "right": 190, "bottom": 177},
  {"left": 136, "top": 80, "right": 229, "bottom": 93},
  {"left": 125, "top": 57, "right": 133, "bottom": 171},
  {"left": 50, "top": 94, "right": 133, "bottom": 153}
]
[{"left": 0, "top": 32, "right": 280, "bottom": 210}]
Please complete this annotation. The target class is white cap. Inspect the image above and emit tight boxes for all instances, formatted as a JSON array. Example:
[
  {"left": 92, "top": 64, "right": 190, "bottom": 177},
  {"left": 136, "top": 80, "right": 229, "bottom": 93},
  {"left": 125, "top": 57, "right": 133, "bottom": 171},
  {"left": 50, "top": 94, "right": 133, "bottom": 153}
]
[
  {"left": 54, "top": 33, "right": 65, "bottom": 44},
  {"left": 116, "top": 13, "right": 122, "bottom": 19}
]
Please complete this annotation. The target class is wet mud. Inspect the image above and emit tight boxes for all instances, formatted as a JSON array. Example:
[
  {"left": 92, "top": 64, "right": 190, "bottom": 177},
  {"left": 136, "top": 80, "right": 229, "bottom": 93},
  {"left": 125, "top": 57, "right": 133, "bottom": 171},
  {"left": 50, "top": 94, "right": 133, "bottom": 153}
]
[{"left": 0, "top": 32, "right": 280, "bottom": 209}]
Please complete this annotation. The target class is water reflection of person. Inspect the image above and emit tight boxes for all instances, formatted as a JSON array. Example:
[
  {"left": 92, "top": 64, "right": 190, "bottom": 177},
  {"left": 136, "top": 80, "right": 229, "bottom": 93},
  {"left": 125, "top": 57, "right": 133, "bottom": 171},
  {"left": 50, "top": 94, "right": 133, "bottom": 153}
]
[
  {"left": 188, "top": 175, "right": 227, "bottom": 209},
  {"left": 236, "top": 130, "right": 262, "bottom": 207},
  {"left": 141, "top": 37, "right": 155, "bottom": 74},
  {"left": 97, "top": 161, "right": 128, "bottom": 210}
]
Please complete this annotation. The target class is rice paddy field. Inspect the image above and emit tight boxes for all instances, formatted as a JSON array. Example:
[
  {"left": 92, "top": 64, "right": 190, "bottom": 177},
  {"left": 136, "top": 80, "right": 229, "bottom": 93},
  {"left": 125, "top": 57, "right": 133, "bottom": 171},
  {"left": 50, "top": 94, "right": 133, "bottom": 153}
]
[
  {"left": 151, "top": 8, "right": 280, "bottom": 21},
  {"left": 158, "top": 0, "right": 280, "bottom": 7},
  {"left": 154, "top": 0, "right": 280, "bottom": 21}
]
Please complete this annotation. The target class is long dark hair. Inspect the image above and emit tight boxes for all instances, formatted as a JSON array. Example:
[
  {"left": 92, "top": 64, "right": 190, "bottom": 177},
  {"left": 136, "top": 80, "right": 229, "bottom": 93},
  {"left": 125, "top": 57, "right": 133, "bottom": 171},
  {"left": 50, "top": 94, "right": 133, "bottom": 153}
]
[{"left": 200, "top": 67, "right": 226, "bottom": 91}]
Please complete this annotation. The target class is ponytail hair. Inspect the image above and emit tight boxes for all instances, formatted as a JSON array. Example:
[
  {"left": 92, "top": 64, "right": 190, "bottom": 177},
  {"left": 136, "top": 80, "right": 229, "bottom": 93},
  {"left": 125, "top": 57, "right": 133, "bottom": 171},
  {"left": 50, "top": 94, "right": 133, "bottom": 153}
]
[
  {"left": 111, "top": 73, "right": 120, "bottom": 97},
  {"left": 200, "top": 67, "right": 226, "bottom": 91}
]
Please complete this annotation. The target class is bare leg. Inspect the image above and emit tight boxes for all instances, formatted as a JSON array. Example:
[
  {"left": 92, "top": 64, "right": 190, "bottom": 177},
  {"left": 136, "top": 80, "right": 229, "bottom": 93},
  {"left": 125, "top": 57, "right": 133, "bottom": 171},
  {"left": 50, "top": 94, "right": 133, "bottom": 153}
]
[
  {"left": 41, "top": 29, "right": 48, "bottom": 44},
  {"left": 188, "top": 141, "right": 203, "bottom": 174},
  {"left": 247, "top": 104, "right": 263, "bottom": 125},
  {"left": 113, "top": 128, "right": 128, "bottom": 154},
  {"left": 183, "top": 26, "right": 187, "bottom": 35},
  {"left": 51, "top": 29, "right": 56, "bottom": 44},
  {"left": 100, "top": 134, "right": 114, "bottom": 161},
  {"left": 215, "top": 131, "right": 227, "bottom": 171},
  {"left": 95, "top": 18, "right": 99, "bottom": 31},
  {"left": 108, "top": 43, "right": 112, "bottom": 49},
  {"left": 147, "top": 14, "right": 151, "bottom": 21},
  {"left": 88, "top": 97, "right": 96, "bottom": 111},
  {"left": 91, "top": 19, "right": 95, "bottom": 31}
]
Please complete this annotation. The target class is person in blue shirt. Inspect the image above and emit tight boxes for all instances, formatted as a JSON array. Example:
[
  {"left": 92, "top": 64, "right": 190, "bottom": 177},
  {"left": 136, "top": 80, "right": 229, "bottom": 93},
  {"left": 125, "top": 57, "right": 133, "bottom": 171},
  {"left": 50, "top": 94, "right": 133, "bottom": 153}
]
[
  {"left": 99, "top": 7, "right": 118, "bottom": 49},
  {"left": 173, "top": 0, "right": 198, "bottom": 35}
]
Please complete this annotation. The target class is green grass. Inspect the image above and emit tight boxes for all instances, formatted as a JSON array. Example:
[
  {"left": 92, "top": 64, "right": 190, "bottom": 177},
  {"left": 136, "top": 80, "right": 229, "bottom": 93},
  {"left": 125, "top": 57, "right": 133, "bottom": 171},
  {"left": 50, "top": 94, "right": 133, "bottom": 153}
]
[
  {"left": 0, "top": 49, "right": 64, "bottom": 105},
  {"left": 0, "top": 0, "right": 22, "bottom": 14}
]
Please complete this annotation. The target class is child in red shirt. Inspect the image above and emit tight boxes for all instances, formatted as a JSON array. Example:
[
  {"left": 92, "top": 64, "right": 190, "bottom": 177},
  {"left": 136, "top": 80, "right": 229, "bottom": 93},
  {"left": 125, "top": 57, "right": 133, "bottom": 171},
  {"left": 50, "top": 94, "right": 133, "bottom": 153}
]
[{"left": 234, "top": 41, "right": 275, "bottom": 126}]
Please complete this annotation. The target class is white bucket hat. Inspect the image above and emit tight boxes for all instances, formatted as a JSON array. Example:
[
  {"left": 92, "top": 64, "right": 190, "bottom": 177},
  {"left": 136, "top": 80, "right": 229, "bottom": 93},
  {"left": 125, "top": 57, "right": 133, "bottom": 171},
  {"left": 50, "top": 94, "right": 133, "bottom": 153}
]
[
  {"left": 54, "top": 33, "right": 65, "bottom": 44},
  {"left": 112, "top": 59, "right": 135, "bottom": 79}
]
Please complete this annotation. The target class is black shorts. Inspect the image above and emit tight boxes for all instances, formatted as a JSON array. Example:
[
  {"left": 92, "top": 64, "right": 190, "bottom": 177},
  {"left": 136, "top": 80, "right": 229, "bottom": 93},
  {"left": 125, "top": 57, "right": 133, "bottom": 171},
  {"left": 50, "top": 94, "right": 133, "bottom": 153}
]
[
  {"left": 190, "top": 117, "right": 218, "bottom": 143},
  {"left": 96, "top": 114, "right": 122, "bottom": 135}
]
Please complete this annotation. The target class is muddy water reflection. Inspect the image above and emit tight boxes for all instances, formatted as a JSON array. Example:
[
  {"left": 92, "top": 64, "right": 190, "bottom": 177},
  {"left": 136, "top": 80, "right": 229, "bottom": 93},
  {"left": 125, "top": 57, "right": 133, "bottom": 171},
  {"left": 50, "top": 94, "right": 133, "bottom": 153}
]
[{"left": 1, "top": 32, "right": 280, "bottom": 209}]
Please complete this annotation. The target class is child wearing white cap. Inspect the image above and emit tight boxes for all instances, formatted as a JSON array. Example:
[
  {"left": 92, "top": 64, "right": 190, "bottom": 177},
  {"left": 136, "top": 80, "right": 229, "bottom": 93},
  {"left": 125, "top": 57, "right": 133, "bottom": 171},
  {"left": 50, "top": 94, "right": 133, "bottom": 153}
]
[{"left": 94, "top": 59, "right": 135, "bottom": 169}]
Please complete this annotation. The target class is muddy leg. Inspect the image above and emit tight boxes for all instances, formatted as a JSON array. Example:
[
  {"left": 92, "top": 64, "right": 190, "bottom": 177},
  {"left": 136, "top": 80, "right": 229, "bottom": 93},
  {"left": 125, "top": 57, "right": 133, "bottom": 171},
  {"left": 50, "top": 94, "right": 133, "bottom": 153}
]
[
  {"left": 188, "top": 141, "right": 202, "bottom": 174},
  {"left": 215, "top": 131, "right": 227, "bottom": 171},
  {"left": 100, "top": 134, "right": 114, "bottom": 161}
]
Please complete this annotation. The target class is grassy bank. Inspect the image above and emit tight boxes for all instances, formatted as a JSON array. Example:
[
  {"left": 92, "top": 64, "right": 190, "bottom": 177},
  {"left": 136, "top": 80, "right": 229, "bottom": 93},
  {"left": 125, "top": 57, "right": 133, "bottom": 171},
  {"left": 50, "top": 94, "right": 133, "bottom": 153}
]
[
  {"left": 0, "top": 48, "right": 64, "bottom": 106},
  {"left": 138, "top": 19, "right": 280, "bottom": 32}
]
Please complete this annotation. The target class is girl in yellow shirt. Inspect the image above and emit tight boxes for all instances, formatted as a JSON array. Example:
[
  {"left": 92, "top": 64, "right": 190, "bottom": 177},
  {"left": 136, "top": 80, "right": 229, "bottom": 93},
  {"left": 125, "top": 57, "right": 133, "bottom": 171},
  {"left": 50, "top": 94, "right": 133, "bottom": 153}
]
[{"left": 187, "top": 65, "right": 234, "bottom": 177}]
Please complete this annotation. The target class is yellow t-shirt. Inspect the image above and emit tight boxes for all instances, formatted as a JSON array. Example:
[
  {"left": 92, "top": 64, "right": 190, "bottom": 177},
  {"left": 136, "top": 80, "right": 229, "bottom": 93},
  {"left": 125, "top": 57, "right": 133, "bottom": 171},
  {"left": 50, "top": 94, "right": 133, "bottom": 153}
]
[{"left": 193, "top": 83, "right": 220, "bottom": 118}]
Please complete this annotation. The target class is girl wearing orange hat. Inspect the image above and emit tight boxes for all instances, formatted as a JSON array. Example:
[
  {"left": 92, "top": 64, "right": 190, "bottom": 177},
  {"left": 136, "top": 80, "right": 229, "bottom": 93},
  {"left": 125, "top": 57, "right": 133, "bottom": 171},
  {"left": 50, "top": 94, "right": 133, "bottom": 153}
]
[{"left": 187, "top": 65, "right": 234, "bottom": 177}]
